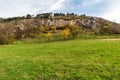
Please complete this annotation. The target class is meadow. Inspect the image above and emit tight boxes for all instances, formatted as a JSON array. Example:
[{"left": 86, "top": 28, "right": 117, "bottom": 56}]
[{"left": 0, "top": 38, "right": 120, "bottom": 80}]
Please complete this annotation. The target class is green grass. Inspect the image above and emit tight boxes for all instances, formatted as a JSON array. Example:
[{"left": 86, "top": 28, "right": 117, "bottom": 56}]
[
  {"left": 0, "top": 39, "right": 120, "bottom": 80},
  {"left": 21, "top": 34, "right": 120, "bottom": 44}
]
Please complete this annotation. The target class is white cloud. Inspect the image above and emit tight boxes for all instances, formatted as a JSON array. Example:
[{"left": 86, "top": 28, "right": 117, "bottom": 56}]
[
  {"left": 47, "top": 0, "right": 65, "bottom": 11},
  {"left": 81, "top": 0, "right": 102, "bottom": 7},
  {"left": 0, "top": 0, "right": 65, "bottom": 18},
  {"left": 101, "top": 0, "right": 120, "bottom": 23}
]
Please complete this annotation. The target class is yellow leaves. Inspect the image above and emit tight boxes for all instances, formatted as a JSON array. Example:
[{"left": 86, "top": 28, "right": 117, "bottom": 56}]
[
  {"left": 61, "top": 28, "right": 71, "bottom": 40},
  {"left": 69, "top": 24, "right": 78, "bottom": 31},
  {"left": 40, "top": 26, "right": 49, "bottom": 33},
  {"left": 43, "top": 24, "right": 80, "bottom": 41},
  {"left": 51, "top": 26, "right": 56, "bottom": 33},
  {"left": 46, "top": 32, "right": 52, "bottom": 40},
  {"left": 69, "top": 24, "right": 80, "bottom": 37}
]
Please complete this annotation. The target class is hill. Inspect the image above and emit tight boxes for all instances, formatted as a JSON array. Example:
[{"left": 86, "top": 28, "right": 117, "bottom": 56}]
[
  {"left": 0, "top": 13, "right": 120, "bottom": 44},
  {"left": 1, "top": 13, "right": 120, "bottom": 33}
]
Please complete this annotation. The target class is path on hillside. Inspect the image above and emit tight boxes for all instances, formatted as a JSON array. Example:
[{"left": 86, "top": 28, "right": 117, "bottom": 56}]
[{"left": 100, "top": 39, "right": 120, "bottom": 41}]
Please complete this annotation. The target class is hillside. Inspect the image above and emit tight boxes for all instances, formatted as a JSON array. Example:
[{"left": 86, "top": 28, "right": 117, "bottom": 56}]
[
  {"left": 1, "top": 13, "right": 120, "bottom": 33},
  {"left": 0, "top": 13, "right": 120, "bottom": 44}
]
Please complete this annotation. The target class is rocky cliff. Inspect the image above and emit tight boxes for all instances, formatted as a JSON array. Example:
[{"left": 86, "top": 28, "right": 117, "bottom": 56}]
[{"left": 1, "top": 14, "right": 120, "bottom": 35}]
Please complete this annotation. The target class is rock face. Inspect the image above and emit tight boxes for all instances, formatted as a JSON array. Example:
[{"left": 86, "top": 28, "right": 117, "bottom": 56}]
[
  {"left": 17, "top": 16, "right": 118, "bottom": 31},
  {"left": 1, "top": 15, "right": 120, "bottom": 34}
]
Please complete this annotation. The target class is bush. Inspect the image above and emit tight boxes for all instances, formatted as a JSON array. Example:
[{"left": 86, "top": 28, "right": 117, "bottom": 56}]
[
  {"left": 46, "top": 32, "right": 52, "bottom": 41},
  {"left": 99, "top": 26, "right": 112, "bottom": 34},
  {"left": 60, "top": 28, "right": 70, "bottom": 40},
  {"left": 0, "top": 33, "right": 14, "bottom": 45},
  {"left": 69, "top": 24, "right": 80, "bottom": 38},
  {"left": 51, "top": 26, "right": 56, "bottom": 33},
  {"left": 40, "top": 26, "right": 49, "bottom": 33}
]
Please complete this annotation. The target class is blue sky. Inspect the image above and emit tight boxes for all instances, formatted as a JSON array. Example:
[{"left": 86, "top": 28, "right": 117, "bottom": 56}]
[{"left": 0, "top": 0, "right": 120, "bottom": 22}]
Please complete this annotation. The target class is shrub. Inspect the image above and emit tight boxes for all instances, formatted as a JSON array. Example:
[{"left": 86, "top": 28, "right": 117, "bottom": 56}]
[
  {"left": 51, "top": 26, "right": 56, "bottom": 33},
  {"left": 40, "top": 26, "right": 49, "bottom": 33},
  {"left": 15, "top": 27, "right": 24, "bottom": 39},
  {"left": 60, "top": 28, "right": 70, "bottom": 40},
  {"left": 69, "top": 24, "right": 80, "bottom": 38},
  {"left": 0, "top": 33, "right": 14, "bottom": 45},
  {"left": 100, "top": 26, "right": 112, "bottom": 34},
  {"left": 46, "top": 32, "right": 52, "bottom": 40}
]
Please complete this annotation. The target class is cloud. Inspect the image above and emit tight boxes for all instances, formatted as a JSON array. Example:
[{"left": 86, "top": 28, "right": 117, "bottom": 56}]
[
  {"left": 81, "top": 0, "right": 102, "bottom": 7},
  {"left": 47, "top": 0, "right": 65, "bottom": 12},
  {"left": 30, "top": 0, "right": 65, "bottom": 13},
  {"left": 101, "top": 0, "right": 120, "bottom": 22},
  {"left": 0, "top": 0, "right": 65, "bottom": 17}
]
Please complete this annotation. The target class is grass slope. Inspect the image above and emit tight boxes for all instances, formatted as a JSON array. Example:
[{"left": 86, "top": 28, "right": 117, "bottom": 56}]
[{"left": 0, "top": 39, "right": 120, "bottom": 80}]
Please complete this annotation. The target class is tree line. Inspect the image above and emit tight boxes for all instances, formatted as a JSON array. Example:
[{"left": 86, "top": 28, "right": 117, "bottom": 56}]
[{"left": 1, "top": 13, "right": 81, "bottom": 22}]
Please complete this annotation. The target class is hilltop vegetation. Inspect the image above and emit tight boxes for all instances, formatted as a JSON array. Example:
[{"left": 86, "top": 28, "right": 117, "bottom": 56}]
[{"left": 0, "top": 13, "right": 120, "bottom": 44}]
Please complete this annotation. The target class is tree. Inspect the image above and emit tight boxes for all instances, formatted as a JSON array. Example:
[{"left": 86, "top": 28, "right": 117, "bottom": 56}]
[
  {"left": 36, "top": 13, "right": 52, "bottom": 19},
  {"left": 60, "top": 28, "right": 70, "bottom": 40},
  {"left": 51, "top": 26, "right": 56, "bottom": 33},
  {"left": 26, "top": 14, "right": 32, "bottom": 19},
  {"left": 0, "top": 30, "right": 14, "bottom": 45},
  {"left": 69, "top": 24, "right": 80, "bottom": 38},
  {"left": 46, "top": 32, "right": 52, "bottom": 40},
  {"left": 100, "top": 26, "right": 112, "bottom": 34},
  {"left": 54, "top": 13, "right": 65, "bottom": 17}
]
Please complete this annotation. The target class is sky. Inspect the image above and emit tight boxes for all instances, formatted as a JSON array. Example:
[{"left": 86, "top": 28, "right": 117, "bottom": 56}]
[{"left": 0, "top": 0, "right": 120, "bottom": 22}]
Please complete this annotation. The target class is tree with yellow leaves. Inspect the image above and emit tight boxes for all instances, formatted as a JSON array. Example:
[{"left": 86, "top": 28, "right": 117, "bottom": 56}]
[
  {"left": 69, "top": 24, "right": 80, "bottom": 38},
  {"left": 51, "top": 26, "right": 56, "bottom": 33},
  {"left": 60, "top": 28, "right": 70, "bottom": 40},
  {"left": 46, "top": 32, "right": 52, "bottom": 40}
]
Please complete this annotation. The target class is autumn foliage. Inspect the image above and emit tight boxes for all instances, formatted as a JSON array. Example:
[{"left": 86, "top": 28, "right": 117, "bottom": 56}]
[
  {"left": 46, "top": 32, "right": 52, "bottom": 40},
  {"left": 69, "top": 24, "right": 80, "bottom": 37},
  {"left": 61, "top": 28, "right": 71, "bottom": 40},
  {"left": 51, "top": 26, "right": 56, "bottom": 33}
]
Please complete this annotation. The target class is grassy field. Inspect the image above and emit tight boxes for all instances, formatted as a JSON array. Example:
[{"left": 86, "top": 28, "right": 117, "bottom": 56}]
[{"left": 0, "top": 39, "right": 120, "bottom": 80}]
